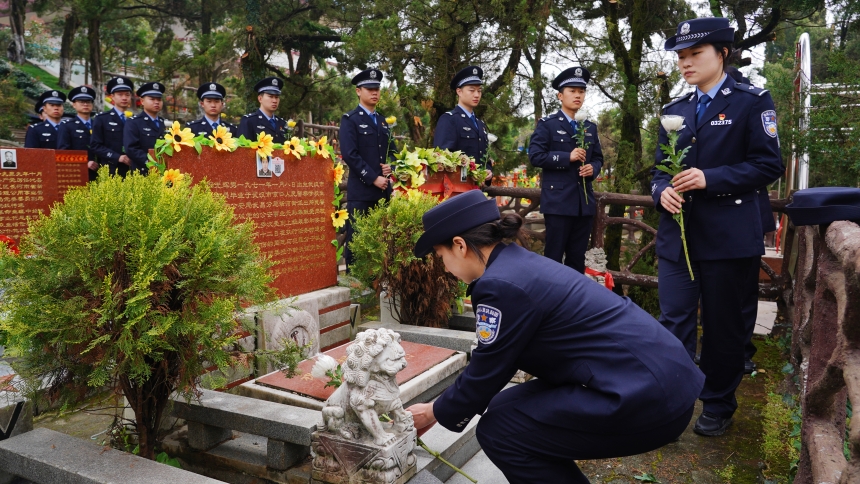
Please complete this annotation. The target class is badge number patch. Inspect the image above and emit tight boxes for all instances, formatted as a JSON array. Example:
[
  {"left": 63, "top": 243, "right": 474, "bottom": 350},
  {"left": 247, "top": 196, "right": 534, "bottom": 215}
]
[
  {"left": 475, "top": 304, "right": 502, "bottom": 345},
  {"left": 761, "top": 110, "right": 778, "bottom": 138}
]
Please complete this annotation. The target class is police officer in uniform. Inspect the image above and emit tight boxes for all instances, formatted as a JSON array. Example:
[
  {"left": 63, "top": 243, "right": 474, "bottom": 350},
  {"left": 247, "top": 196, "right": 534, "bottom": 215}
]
[
  {"left": 91, "top": 76, "right": 135, "bottom": 177},
  {"left": 434, "top": 66, "right": 492, "bottom": 177},
  {"left": 238, "top": 77, "right": 287, "bottom": 144},
  {"left": 406, "top": 191, "right": 704, "bottom": 484},
  {"left": 651, "top": 17, "right": 783, "bottom": 436},
  {"left": 124, "top": 81, "right": 167, "bottom": 175},
  {"left": 339, "top": 68, "right": 395, "bottom": 270},
  {"left": 24, "top": 90, "right": 66, "bottom": 149},
  {"left": 58, "top": 86, "right": 98, "bottom": 181},
  {"left": 528, "top": 67, "right": 604, "bottom": 273},
  {"left": 186, "top": 82, "right": 237, "bottom": 137}
]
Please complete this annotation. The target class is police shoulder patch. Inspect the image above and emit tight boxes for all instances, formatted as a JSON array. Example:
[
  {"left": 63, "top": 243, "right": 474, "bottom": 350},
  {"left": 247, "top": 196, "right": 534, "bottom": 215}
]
[
  {"left": 475, "top": 304, "right": 502, "bottom": 345},
  {"left": 761, "top": 110, "right": 778, "bottom": 138}
]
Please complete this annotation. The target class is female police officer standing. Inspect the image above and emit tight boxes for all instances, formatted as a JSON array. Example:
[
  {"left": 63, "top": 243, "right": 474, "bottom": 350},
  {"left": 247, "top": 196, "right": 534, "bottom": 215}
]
[
  {"left": 650, "top": 18, "right": 783, "bottom": 437},
  {"left": 406, "top": 190, "right": 704, "bottom": 483}
]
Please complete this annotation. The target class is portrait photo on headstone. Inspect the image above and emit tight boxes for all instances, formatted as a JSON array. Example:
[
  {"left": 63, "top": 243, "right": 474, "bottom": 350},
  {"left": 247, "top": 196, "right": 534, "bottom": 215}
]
[
  {"left": 256, "top": 153, "right": 273, "bottom": 178},
  {"left": 1, "top": 149, "right": 17, "bottom": 169}
]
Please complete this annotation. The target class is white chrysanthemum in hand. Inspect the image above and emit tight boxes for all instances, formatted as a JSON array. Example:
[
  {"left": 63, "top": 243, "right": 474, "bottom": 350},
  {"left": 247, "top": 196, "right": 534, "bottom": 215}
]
[
  {"left": 487, "top": 133, "right": 498, "bottom": 144},
  {"left": 574, "top": 111, "right": 588, "bottom": 122},
  {"left": 311, "top": 354, "right": 338, "bottom": 379},
  {"left": 660, "top": 115, "right": 685, "bottom": 132}
]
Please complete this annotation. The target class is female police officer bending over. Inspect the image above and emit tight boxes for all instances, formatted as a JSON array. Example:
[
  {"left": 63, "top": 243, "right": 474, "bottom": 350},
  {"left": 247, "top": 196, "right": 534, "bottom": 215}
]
[{"left": 406, "top": 190, "right": 705, "bottom": 484}]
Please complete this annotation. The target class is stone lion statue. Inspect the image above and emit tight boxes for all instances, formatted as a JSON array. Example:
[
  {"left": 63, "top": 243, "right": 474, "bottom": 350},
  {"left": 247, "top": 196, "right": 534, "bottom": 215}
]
[{"left": 321, "top": 328, "right": 414, "bottom": 446}]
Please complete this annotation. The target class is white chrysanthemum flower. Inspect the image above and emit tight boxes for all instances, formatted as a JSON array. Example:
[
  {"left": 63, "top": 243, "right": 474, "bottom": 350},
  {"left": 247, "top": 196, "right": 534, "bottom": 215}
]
[
  {"left": 660, "top": 115, "right": 686, "bottom": 132},
  {"left": 487, "top": 133, "right": 498, "bottom": 144},
  {"left": 311, "top": 354, "right": 338, "bottom": 379},
  {"left": 574, "top": 111, "right": 588, "bottom": 122}
]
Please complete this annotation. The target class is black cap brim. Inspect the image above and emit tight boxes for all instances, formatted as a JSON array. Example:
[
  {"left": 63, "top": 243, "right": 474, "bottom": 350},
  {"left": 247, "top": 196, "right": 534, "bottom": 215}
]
[{"left": 664, "top": 27, "right": 735, "bottom": 51}]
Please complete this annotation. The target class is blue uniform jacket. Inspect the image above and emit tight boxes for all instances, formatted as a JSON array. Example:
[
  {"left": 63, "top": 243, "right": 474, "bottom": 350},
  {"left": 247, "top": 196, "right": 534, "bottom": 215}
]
[
  {"left": 57, "top": 118, "right": 95, "bottom": 160},
  {"left": 528, "top": 111, "right": 604, "bottom": 216},
  {"left": 186, "top": 118, "right": 238, "bottom": 138},
  {"left": 338, "top": 106, "right": 395, "bottom": 203},
  {"left": 238, "top": 109, "right": 287, "bottom": 144},
  {"left": 433, "top": 243, "right": 704, "bottom": 433},
  {"left": 433, "top": 106, "right": 490, "bottom": 167},
  {"left": 650, "top": 76, "right": 783, "bottom": 262},
  {"left": 90, "top": 109, "right": 127, "bottom": 167},
  {"left": 24, "top": 121, "right": 59, "bottom": 149},
  {"left": 124, "top": 114, "right": 167, "bottom": 174}
]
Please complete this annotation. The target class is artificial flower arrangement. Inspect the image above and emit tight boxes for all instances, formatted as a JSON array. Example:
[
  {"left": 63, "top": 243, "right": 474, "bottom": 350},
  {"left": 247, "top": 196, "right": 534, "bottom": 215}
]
[{"left": 390, "top": 147, "right": 491, "bottom": 190}]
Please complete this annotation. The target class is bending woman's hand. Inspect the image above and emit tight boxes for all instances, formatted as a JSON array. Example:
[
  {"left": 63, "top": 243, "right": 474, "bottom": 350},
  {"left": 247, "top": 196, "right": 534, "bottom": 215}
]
[{"left": 406, "top": 402, "right": 437, "bottom": 437}]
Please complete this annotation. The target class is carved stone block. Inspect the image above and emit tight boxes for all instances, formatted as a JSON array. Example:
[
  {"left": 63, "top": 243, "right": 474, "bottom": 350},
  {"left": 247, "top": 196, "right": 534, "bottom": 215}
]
[{"left": 311, "top": 429, "right": 417, "bottom": 484}]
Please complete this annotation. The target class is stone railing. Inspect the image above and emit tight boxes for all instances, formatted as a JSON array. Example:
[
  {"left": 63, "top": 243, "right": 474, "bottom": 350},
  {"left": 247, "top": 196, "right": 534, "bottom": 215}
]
[
  {"left": 482, "top": 186, "right": 793, "bottom": 299},
  {"left": 791, "top": 221, "right": 860, "bottom": 483}
]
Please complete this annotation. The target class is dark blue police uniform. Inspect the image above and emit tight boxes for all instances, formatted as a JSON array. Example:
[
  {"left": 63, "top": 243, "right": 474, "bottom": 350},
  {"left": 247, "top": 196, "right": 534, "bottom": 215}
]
[
  {"left": 433, "top": 66, "right": 490, "bottom": 167},
  {"left": 339, "top": 68, "right": 396, "bottom": 268},
  {"left": 414, "top": 192, "right": 704, "bottom": 484},
  {"left": 529, "top": 67, "right": 603, "bottom": 273},
  {"left": 651, "top": 18, "right": 783, "bottom": 434},
  {"left": 238, "top": 77, "right": 287, "bottom": 144},
  {"left": 124, "top": 81, "right": 167, "bottom": 175},
  {"left": 24, "top": 90, "right": 66, "bottom": 149},
  {"left": 58, "top": 86, "right": 97, "bottom": 181},
  {"left": 91, "top": 76, "right": 134, "bottom": 177}
]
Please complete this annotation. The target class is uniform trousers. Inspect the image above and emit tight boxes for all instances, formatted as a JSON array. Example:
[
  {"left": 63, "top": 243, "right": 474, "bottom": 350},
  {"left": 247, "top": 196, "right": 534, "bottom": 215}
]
[
  {"left": 476, "top": 379, "right": 694, "bottom": 484},
  {"left": 657, "top": 255, "right": 760, "bottom": 417},
  {"left": 543, "top": 214, "right": 593, "bottom": 274},
  {"left": 344, "top": 198, "right": 387, "bottom": 270},
  {"left": 743, "top": 255, "right": 762, "bottom": 361}
]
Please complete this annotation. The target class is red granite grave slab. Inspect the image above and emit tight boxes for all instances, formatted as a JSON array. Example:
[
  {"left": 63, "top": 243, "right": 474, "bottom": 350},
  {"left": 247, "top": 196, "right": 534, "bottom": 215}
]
[
  {"left": 0, "top": 148, "right": 59, "bottom": 244},
  {"left": 54, "top": 150, "right": 89, "bottom": 198},
  {"left": 256, "top": 341, "right": 457, "bottom": 401},
  {"left": 421, "top": 172, "right": 478, "bottom": 199},
  {"left": 165, "top": 147, "right": 337, "bottom": 297}
]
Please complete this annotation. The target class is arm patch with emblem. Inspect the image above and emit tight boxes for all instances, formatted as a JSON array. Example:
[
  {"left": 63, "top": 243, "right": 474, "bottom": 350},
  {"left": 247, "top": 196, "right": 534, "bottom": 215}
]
[{"left": 475, "top": 304, "right": 502, "bottom": 344}]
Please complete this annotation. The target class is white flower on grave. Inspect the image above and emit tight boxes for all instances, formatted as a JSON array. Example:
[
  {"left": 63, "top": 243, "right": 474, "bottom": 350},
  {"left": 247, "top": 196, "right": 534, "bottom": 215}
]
[
  {"left": 487, "top": 133, "right": 498, "bottom": 144},
  {"left": 574, "top": 111, "right": 588, "bottom": 122},
  {"left": 311, "top": 354, "right": 339, "bottom": 379},
  {"left": 660, "top": 115, "right": 686, "bottom": 132}
]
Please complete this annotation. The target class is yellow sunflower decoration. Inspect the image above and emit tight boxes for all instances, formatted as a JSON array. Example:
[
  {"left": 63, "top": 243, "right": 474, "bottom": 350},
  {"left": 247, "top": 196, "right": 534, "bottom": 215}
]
[
  {"left": 331, "top": 209, "right": 348, "bottom": 229},
  {"left": 286, "top": 136, "right": 307, "bottom": 160},
  {"left": 316, "top": 136, "right": 332, "bottom": 159},
  {"left": 332, "top": 163, "right": 344, "bottom": 185},
  {"left": 162, "top": 169, "right": 185, "bottom": 188},
  {"left": 164, "top": 121, "right": 195, "bottom": 152},
  {"left": 209, "top": 125, "right": 237, "bottom": 152},
  {"left": 252, "top": 132, "right": 274, "bottom": 159}
]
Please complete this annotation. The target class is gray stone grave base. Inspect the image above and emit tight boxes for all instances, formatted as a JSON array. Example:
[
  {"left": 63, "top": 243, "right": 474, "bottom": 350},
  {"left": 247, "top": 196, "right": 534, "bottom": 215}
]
[{"left": 311, "top": 429, "right": 417, "bottom": 484}]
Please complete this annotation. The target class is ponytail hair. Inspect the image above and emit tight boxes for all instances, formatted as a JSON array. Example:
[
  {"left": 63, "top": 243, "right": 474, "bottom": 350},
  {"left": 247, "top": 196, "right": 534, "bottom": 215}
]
[{"left": 441, "top": 212, "right": 530, "bottom": 264}]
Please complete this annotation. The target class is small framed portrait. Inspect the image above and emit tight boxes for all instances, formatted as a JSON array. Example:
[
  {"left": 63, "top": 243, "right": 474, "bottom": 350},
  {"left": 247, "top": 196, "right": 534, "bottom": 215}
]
[
  {"left": 256, "top": 153, "right": 272, "bottom": 178},
  {"left": 1, "top": 149, "right": 17, "bottom": 170}
]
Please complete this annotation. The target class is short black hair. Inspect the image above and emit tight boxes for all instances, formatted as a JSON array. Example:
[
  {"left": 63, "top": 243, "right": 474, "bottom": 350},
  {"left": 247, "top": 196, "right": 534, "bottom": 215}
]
[{"left": 710, "top": 42, "right": 734, "bottom": 72}]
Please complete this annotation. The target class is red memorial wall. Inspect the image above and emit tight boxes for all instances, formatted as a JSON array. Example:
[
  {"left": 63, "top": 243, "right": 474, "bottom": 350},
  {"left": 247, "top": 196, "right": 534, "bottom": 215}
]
[
  {"left": 0, "top": 148, "right": 68, "bottom": 243},
  {"left": 54, "top": 150, "right": 90, "bottom": 198},
  {"left": 165, "top": 148, "right": 338, "bottom": 297}
]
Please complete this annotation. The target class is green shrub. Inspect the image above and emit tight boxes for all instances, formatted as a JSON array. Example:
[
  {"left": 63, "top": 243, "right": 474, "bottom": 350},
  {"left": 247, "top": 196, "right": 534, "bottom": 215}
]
[
  {"left": 349, "top": 191, "right": 459, "bottom": 327},
  {"left": 0, "top": 79, "right": 28, "bottom": 139},
  {"left": 0, "top": 169, "right": 275, "bottom": 460}
]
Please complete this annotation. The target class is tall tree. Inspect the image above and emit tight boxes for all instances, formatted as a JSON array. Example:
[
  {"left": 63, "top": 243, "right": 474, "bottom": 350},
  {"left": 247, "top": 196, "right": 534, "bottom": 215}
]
[
  {"left": 58, "top": 10, "right": 82, "bottom": 89},
  {"left": 6, "top": 0, "right": 27, "bottom": 64}
]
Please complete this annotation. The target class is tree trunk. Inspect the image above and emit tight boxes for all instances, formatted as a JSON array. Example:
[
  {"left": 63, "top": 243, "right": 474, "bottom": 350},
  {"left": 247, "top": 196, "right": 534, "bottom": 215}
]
[
  {"left": 119, "top": 361, "right": 172, "bottom": 461},
  {"left": 7, "top": 0, "right": 27, "bottom": 64},
  {"left": 88, "top": 18, "right": 105, "bottom": 110},
  {"left": 241, "top": 0, "right": 267, "bottom": 111},
  {"left": 197, "top": 1, "right": 213, "bottom": 83},
  {"left": 59, "top": 11, "right": 81, "bottom": 89}
]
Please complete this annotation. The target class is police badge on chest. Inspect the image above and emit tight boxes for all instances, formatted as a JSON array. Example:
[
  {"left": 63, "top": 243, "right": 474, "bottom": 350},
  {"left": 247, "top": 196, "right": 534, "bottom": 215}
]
[{"left": 711, "top": 113, "right": 732, "bottom": 126}]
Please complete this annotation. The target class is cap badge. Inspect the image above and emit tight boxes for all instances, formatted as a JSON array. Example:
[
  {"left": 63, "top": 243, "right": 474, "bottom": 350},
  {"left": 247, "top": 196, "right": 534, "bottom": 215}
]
[
  {"left": 272, "top": 79, "right": 278, "bottom": 85},
  {"left": 117, "top": 78, "right": 124, "bottom": 84},
  {"left": 370, "top": 70, "right": 377, "bottom": 79},
  {"left": 472, "top": 68, "right": 478, "bottom": 75},
  {"left": 680, "top": 23, "right": 690, "bottom": 35},
  {"left": 575, "top": 68, "right": 582, "bottom": 77},
  {"left": 52, "top": 91, "right": 58, "bottom": 97},
  {"left": 210, "top": 83, "right": 216, "bottom": 90},
  {"left": 154, "top": 83, "right": 159, "bottom": 89}
]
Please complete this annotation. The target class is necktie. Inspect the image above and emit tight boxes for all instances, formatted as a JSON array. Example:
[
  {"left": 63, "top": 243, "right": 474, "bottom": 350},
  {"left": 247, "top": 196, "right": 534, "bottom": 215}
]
[
  {"left": 120, "top": 113, "right": 126, "bottom": 124},
  {"left": 470, "top": 114, "right": 479, "bottom": 130},
  {"left": 570, "top": 120, "right": 578, "bottom": 135},
  {"left": 696, "top": 94, "right": 711, "bottom": 124},
  {"left": 212, "top": 122, "right": 219, "bottom": 131},
  {"left": 85, "top": 121, "right": 91, "bottom": 130},
  {"left": 269, "top": 118, "right": 277, "bottom": 130},
  {"left": 154, "top": 118, "right": 161, "bottom": 130}
]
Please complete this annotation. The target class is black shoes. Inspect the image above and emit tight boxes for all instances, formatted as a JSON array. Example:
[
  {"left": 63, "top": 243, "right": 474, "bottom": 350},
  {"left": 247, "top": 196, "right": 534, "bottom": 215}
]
[
  {"left": 693, "top": 355, "right": 757, "bottom": 374},
  {"left": 693, "top": 412, "right": 733, "bottom": 436}
]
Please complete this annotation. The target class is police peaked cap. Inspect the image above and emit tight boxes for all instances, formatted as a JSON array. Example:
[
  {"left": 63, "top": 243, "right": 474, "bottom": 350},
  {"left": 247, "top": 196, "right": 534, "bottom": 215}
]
[
  {"left": 255, "top": 77, "right": 284, "bottom": 95},
  {"left": 38, "top": 89, "right": 66, "bottom": 105},
  {"left": 414, "top": 190, "right": 501, "bottom": 258},
  {"left": 197, "top": 82, "right": 226, "bottom": 100},
  {"left": 665, "top": 17, "right": 735, "bottom": 51},
  {"left": 785, "top": 187, "right": 860, "bottom": 226},
  {"left": 137, "top": 81, "right": 165, "bottom": 98},
  {"left": 451, "top": 66, "right": 484, "bottom": 90},
  {"left": 68, "top": 86, "right": 95, "bottom": 102},
  {"left": 352, "top": 68, "right": 383, "bottom": 88},
  {"left": 107, "top": 76, "right": 134, "bottom": 94},
  {"left": 552, "top": 66, "right": 590, "bottom": 90},
  {"left": 34, "top": 101, "right": 43, "bottom": 113}
]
